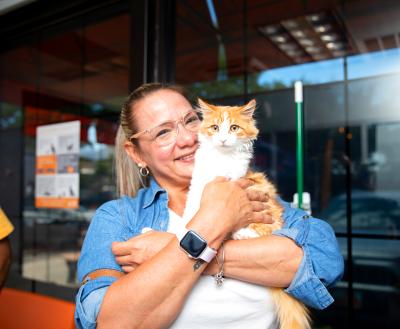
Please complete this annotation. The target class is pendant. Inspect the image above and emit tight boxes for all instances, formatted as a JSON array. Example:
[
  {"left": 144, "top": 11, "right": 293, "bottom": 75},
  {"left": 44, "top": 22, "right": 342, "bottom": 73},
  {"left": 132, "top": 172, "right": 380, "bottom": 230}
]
[{"left": 214, "top": 271, "right": 224, "bottom": 286}]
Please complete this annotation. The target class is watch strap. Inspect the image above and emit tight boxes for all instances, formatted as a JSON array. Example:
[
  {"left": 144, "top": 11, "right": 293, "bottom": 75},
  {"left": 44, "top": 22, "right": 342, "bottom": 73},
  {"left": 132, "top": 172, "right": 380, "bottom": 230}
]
[{"left": 198, "top": 243, "right": 217, "bottom": 263}]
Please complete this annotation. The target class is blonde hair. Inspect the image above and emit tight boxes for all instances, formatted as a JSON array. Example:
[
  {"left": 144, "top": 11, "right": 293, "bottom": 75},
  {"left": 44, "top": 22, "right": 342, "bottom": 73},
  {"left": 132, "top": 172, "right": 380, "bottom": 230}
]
[{"left": 115, "top": 83, "right": 188, "bottom": 197}]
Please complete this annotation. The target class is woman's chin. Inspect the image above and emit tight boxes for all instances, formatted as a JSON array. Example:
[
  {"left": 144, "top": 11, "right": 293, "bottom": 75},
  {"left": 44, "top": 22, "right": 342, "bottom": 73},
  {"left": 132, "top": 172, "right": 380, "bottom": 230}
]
[{"left": 176, "top": 162, "right": 194, "bottom": 178}]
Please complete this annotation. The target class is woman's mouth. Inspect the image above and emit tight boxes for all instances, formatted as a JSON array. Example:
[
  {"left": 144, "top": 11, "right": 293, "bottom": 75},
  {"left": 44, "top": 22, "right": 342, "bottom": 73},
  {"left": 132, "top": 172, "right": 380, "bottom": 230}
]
[{"left": 175, "top": 152, "right": 195, "bottom": 162}]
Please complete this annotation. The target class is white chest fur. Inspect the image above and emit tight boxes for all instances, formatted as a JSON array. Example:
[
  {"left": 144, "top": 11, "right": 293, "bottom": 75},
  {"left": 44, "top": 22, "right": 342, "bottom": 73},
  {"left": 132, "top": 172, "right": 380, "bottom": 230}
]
[{"left": 182, "top": 138, "right": 253, "bottom": 223}]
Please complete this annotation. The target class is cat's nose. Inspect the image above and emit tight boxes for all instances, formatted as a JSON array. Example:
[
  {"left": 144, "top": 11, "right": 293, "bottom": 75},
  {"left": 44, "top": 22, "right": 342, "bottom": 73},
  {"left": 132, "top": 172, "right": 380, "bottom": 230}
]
[{"left": 221, "top": 139, "right": 226, "bottom": 144}]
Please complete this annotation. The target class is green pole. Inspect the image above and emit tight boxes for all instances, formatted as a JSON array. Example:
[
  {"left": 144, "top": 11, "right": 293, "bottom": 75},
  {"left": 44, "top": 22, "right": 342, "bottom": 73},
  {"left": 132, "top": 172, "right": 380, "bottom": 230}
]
[{"left": 295, "top": 81, "right": 304, "bottom": 209}]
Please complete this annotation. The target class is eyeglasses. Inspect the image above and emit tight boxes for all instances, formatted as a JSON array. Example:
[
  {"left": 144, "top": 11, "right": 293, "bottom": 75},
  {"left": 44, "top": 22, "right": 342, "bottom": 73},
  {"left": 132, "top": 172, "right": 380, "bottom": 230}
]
[{"left": 130, "top": 110, "right": 201, "bottom": 146}]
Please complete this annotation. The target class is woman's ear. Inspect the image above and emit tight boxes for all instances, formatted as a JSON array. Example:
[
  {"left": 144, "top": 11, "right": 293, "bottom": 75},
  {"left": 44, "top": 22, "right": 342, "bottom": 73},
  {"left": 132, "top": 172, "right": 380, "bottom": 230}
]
[{"left": 124, "top": 141, "right": 147, "bottom": 168}]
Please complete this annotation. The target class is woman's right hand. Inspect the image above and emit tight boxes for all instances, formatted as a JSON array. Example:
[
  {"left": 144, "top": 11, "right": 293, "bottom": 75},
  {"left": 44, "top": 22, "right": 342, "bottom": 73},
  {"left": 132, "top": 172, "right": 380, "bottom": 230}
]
[{"left": 197, "top": 177, "right": 274, "bottom": 235}]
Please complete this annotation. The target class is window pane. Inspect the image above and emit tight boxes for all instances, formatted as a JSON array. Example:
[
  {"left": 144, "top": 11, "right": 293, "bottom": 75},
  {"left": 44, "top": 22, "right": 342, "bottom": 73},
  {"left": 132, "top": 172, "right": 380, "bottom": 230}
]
[
  {"left": 176, "top": 0, "right": 400, "bottom": 328},
  {"left": 1, "top": 13, "right": 129, "bottom": 287}
]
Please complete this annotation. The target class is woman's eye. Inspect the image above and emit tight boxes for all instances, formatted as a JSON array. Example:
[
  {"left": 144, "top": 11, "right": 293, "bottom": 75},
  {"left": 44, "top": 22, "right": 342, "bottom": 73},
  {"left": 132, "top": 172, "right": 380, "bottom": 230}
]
[
  {"left": 210, "top": 125, "right": 219, "bottom": 132},
  {"left": 155, "top": 128, "right": 172, "bottom": 138},
  {"left": 230, "top": 125, "right": 240, "bottom": 132},
  {"left": 185, "top": 115, "right": 200, "bottom": 126}
]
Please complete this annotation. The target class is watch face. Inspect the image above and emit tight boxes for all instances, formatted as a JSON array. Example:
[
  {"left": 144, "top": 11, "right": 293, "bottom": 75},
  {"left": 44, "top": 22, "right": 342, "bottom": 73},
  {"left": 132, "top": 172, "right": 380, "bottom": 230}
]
[{"left": 179, "top": 230, "right": 207, "bottom": 258}]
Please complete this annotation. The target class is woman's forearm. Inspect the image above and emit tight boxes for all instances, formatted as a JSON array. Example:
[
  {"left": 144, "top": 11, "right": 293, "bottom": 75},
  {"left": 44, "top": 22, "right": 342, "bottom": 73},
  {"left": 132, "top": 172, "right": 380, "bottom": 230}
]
[
  {"left": 209, "top": 235, "right": 303, "bottom": 287},
  {"left": 98, "top": 239, "right": 203, "bottom": 329},
  {"left": 98, "top": 211, "right": 227, "bottom": 329}
]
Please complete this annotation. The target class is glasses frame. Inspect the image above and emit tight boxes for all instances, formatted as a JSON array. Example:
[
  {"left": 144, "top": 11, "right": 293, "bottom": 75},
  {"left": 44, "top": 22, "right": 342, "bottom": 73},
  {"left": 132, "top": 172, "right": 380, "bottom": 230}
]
[{"left": 129, "top": 109, "right": 201, "bottom": 146}]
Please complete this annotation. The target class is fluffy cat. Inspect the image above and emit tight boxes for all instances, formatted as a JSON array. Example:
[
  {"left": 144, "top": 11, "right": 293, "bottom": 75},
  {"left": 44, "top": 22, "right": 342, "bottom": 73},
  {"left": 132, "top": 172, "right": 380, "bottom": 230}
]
[{"left": 182, "top": 99, "right": 311, "bottom": 329}]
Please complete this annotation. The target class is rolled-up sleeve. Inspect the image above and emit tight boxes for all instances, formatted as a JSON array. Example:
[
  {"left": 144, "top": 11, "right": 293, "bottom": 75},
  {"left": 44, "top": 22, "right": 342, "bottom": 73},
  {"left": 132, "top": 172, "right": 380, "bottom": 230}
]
[
  {"left": 75, "top": 278, "right": 116, "bottom": 329},
  {"left": 273, "top": 200, "right": 344, "bottom": 309}
]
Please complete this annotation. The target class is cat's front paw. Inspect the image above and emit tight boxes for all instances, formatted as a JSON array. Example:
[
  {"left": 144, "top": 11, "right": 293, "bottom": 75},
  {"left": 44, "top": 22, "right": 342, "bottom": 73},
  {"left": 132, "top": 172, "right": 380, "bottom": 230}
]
[{"left": 232, "top": 227, "right": 260, "bottom": 240}]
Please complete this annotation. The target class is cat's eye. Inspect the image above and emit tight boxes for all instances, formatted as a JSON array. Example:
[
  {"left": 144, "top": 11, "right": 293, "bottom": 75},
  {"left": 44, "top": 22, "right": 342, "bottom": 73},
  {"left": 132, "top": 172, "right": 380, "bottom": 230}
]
[
  {"left": 230, "top": 125, "right": 240, "bottom": 132},
  {"left": 210, "top": 125, "right": 219, "bottom": 132}
]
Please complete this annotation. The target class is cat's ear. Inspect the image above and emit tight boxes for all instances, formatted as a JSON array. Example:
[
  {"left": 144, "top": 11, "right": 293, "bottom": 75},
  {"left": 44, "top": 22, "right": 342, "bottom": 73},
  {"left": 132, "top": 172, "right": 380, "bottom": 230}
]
[
  {"left": 197, "top": 98, "right": 214, "bottom": 114},
  {"left": 241, "top": 99, "right": 257, "bottom": 117}
]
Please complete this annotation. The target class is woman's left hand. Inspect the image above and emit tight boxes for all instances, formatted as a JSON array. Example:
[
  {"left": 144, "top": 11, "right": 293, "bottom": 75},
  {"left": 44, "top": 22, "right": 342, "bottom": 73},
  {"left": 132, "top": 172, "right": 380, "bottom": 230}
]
[{"left": 112, "top": 231, "right": 175, "bottom": 273}]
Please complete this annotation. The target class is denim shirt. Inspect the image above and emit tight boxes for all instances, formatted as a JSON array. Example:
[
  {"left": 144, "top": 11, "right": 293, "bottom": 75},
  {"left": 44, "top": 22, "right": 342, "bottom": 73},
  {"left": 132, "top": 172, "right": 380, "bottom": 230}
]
[{"left": 75, "top": 178, "right": 344, "bottom": 329}]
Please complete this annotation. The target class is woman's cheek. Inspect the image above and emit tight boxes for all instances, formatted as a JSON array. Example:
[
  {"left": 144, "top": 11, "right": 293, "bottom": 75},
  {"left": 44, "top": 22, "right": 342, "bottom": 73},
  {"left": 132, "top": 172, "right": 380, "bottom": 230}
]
[{"left": 157, "top": 145, "right": 174, "bottom": 159}]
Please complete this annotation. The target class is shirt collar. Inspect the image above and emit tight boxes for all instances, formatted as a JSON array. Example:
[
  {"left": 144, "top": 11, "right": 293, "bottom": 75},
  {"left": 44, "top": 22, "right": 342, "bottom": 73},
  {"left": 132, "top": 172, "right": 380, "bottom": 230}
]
[{"left": 142, "top": 177, "right": 166, "bottom": 208}]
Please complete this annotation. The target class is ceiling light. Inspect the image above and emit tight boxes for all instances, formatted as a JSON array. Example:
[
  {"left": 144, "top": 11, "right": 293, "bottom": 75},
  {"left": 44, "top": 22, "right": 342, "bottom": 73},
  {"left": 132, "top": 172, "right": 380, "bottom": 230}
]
[
  {"left": 305, "top": 46, "right": 322, "bottom": 54},
  {"left": 320, "top": 34, "right": 338, "bottom": 42},
  {"left": 312, "top": 53, "right": 328, "bottom": 60},
  {"left": 291, "top": 30, "right": 306, "bottom": 38},
  {"left": 279, "top": 43, "right": 299, "bottom": 51},
  {"left": 314, "top": 24, "right": 332, "bottom": 33},
  {"left": 286, "top": 49, "right": 304, "bottom": 57},
  {"left": 326, "top": 42, "right": 344, "bottom": 50},
  {"left": 307, "top": 13, "right": 325, "bottom": 23},
  {"left": 298, "top": 38, "right": 314, "bottom": 47},
  {"left": 282, "top": 20, "right": 299, "bottom": 30},
  {"left": 260, "top": 25, "right": 280, "bottom": 35},
  {"left": 294, "top": 57, "right": 310, "bottom": 64},
  {"left": 271, "top": 35, "right": 288, "bottom": 43}
]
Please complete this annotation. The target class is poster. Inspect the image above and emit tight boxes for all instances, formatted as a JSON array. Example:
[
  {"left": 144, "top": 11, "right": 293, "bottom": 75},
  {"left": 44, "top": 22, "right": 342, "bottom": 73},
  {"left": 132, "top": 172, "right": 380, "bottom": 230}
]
[{"left": 35, "top": 121, "right": 80, "bottom": 209}]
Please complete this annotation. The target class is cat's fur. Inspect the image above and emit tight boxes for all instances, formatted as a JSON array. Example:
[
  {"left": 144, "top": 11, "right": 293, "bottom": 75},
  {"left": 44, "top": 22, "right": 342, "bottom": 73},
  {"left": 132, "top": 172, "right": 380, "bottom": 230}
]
[{"left": 182, "top": 99, "right": 311, "bottom": 329}]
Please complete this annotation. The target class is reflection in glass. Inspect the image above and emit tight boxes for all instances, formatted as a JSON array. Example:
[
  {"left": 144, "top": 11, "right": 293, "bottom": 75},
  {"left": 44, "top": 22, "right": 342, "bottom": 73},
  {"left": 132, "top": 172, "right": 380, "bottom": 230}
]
[
  {"left": 176, "top": 1, "right": 400, "bottom": 328},
  {"left": 0, "top": 13, "right": 129, "bottom": 287}
]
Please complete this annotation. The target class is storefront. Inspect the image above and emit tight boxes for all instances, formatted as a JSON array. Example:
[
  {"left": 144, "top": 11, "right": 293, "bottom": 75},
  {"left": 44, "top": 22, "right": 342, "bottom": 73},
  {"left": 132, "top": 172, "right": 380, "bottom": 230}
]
[{"left": 1, "top": 0, "right": 399, "bottom": 328}]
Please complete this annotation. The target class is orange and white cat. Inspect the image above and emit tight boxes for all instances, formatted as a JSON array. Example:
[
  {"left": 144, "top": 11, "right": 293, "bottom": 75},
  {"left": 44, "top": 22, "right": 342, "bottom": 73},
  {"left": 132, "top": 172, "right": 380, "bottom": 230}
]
[{"left": 182, "top": 99, "right": 311, "bottom": 329}]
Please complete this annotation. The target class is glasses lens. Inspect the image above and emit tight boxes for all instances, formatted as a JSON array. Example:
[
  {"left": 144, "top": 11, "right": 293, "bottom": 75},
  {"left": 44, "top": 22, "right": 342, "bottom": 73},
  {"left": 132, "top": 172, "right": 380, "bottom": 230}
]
[
  {"left": 152, "top": 122, "right": 176, "bottom": 146},
  {"left": 183, "top": 111, "right": 201, "bottom": 132}
]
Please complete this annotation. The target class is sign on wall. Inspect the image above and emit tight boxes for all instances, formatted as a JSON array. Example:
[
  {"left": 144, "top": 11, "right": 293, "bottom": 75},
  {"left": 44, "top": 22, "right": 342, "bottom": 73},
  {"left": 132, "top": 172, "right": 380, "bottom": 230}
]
[{"left": 35, "top": 121, "right": 81, "bottom": 209}]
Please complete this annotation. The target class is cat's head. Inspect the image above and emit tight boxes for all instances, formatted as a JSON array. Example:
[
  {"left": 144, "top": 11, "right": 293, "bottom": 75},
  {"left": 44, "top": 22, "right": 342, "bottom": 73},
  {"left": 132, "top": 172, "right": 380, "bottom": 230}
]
[{"left": 197, "top": 98, "right": 259, "bottom": 149}]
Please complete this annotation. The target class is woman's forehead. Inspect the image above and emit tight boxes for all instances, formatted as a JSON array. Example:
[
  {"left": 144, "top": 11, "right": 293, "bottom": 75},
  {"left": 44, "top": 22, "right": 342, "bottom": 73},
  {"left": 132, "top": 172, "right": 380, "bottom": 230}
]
[{"left": 135, "top": 90, "right": 191, "bottom": 126}]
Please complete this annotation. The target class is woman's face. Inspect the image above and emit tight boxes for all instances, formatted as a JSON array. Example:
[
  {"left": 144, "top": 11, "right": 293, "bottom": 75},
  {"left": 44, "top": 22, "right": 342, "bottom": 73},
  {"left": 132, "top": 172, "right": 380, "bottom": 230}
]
[{"left": 126, "top": 89, "right": 199, "bottom": 189}]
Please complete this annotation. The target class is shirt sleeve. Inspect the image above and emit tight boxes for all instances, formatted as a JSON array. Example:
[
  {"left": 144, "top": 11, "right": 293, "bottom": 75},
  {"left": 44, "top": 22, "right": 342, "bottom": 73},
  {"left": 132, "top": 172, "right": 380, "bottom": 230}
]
[
  {"left": 272, "top": 200, "right": 344, "bottom": 310},
  {"left": 0, "top": 207, "right": 14, "bottom": 240},
  {"left": 75, "top": 200, "right": 128, "bottom": 328},
  {"left": 75, "top": 278, "right": 116, "bottom": 329}
]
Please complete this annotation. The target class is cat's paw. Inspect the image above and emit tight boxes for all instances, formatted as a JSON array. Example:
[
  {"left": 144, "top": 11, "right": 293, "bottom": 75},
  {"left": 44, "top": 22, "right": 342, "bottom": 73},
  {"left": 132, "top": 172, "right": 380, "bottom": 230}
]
[{"left": 232, "top": 227, "right": 260, "bottom": 240}]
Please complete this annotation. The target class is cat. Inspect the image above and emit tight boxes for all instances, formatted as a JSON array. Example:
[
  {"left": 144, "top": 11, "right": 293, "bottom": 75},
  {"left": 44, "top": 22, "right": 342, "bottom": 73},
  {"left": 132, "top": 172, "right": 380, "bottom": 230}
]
[{"left": 182, "top": 98, "right": 311, "bottom": 329}]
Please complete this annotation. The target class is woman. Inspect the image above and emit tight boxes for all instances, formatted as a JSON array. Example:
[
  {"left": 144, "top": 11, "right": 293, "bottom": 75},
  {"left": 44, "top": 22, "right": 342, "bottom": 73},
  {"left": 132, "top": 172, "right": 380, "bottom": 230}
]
[{"left": 75, "top": 83, "right": 343, "bottom": 329}]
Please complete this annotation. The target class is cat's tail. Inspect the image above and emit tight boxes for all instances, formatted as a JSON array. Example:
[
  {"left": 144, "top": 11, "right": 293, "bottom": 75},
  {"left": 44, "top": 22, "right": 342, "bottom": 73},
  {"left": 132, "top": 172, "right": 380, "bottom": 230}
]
[{"left": 270, "top": 287, "right": 311, "bottom": 329}]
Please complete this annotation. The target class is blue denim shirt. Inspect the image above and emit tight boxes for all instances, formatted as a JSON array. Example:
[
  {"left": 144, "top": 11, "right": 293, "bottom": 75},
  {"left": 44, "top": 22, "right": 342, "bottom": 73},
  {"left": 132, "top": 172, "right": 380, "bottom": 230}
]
[{"left": 75, "top": 178, "right": 344, "bottom": 329}]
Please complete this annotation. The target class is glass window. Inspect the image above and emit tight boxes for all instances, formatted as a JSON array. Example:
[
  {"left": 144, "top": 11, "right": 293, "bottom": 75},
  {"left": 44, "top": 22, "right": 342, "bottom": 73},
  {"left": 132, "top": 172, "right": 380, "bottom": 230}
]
[
  {"left": 176, "top": 0, "right": 400, "bottom": 328},
  {"left": 0, "top": 13, "right": 129, "bottom": 287}
]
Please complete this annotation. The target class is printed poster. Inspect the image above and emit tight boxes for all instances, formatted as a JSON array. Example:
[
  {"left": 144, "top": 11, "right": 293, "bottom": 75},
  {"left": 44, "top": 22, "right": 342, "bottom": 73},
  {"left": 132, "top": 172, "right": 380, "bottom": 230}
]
[{"left": 35, "top": 121, "right": 80, "bottom": 209}]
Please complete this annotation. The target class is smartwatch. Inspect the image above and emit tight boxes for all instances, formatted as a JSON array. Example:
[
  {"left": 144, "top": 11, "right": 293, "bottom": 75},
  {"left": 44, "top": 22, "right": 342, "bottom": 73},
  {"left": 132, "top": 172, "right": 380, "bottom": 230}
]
[{"left": 176, "top": 228, "right": 217, "bottom": 263}]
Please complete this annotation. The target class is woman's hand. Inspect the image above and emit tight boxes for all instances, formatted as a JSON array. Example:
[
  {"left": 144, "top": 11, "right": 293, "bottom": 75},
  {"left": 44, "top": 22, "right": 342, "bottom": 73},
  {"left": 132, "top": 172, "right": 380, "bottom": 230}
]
[
  {"left": 197, "top": 177, "right": 274, "bottom": 234},
  {"left": 112, "top": 231, "right": 175, "bottom": 273}
]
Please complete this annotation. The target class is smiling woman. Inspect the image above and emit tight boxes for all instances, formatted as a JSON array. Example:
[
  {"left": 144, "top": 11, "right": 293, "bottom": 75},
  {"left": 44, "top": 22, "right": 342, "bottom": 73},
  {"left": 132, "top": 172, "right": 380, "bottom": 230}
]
[
  {"left": 74, "top": 82, "right": 343, "bottom": 329},
  {"left": 116, "top": 84, "right": 200, "bottom": 197}
]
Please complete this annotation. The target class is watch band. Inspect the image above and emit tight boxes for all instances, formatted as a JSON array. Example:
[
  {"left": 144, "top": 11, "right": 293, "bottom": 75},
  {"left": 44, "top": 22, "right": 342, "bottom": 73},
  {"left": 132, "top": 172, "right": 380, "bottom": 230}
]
[
  {"left": 176, "top": 227, "right": 217, "bottom": 263},
  {"left": 199, "top": 243, "right": 218, "bottom": 263}
]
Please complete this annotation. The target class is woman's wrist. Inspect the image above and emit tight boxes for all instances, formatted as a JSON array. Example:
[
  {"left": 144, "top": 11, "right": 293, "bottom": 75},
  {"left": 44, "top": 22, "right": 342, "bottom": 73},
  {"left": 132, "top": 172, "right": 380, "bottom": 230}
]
[{"left": 186, "top": 208, "right": 229, "bottom": 250}]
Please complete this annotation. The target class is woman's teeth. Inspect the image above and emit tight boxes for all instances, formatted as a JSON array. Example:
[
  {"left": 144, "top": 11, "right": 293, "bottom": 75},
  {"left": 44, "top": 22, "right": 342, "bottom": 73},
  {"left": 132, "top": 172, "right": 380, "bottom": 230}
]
[{"left": 178, "top": 153, "right": 194, "bottom": 160}]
